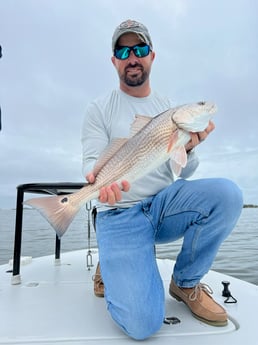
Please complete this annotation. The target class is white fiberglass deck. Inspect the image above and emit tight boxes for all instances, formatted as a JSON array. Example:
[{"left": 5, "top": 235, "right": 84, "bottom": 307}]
[{"left": 1, "top": 250, "right": 258, "bottom": 344}]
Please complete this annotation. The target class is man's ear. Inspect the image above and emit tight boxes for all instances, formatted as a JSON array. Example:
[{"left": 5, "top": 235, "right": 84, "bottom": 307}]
[
  {"left": 151, "top": 51, "right": 156, "bottom": 62},
  {"left": 111, "top": 56, "right": 116, "bottom": 66}
]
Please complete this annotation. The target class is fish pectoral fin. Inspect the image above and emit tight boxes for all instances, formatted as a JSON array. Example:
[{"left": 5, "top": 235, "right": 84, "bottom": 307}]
[
  {"left": 169, "top": 145, "right": 187, "bottom": 176},
  {"left": 167, "top": 130, "right": 179, "bottom": 153},
  {"left": 93, "top": 138, "right": 128, "bottom": 176},
  {"left": 170, "top": 160, "right": 182, "bottom": 177},
  {"left": 130, "top": 114, "right": 152, "bottom": 137}
]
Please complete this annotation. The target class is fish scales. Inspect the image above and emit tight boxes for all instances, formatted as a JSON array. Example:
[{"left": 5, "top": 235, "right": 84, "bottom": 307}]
[{"left": 93, "top": 115, "right": 174, "bottom": 187}]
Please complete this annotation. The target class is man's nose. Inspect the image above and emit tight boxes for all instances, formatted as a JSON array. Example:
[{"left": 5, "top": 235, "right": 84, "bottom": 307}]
[{"left": 127, "top": 50, "right": 138, "bottom": 63}]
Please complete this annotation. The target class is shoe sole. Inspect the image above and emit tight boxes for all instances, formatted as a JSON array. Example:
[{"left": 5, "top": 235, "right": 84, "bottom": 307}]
[{"left": 169, "top": 288, "right": 228, "bottom": 327}]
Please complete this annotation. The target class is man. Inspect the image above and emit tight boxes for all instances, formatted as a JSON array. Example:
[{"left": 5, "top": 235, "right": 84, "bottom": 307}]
[{"left": 81, "top": 19, "right": 243, "bottom": 340}]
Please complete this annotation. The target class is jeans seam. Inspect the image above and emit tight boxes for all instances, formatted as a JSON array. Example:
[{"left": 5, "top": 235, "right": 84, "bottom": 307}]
[
  {"left": 191, "top": 226, "right": 202, "bottom": 262},
  {"left": 141, "top": 203, "right": 156, "bottom": 239}
]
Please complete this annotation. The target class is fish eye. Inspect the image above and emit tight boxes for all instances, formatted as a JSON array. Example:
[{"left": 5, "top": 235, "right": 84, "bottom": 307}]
[{"left": 198, "top": 101, "right": 205, "bottom": 106}]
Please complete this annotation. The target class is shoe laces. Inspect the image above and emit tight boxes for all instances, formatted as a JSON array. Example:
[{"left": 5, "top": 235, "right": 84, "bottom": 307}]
[
  {"left": 189, "top": 283, "right": 213, "bottom": 301},
  {"left": 92, "top": 273, "right": 104, "bottom": 287}
]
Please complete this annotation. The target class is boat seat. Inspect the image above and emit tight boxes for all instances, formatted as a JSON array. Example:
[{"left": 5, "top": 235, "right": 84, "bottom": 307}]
[{"left": 12, "top": 182, "right": 85, "bottom": 284}]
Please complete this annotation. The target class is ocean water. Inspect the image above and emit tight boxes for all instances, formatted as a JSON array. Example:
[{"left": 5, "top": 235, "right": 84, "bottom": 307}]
[{"left": 0, "top": 207, "right": 257, "bottom": 285}]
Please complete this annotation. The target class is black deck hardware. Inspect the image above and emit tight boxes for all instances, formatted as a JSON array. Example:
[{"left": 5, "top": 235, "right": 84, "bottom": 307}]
[
  {"left": 163, "top": 316, "right": 181, "bottom": 325},
  {"left": 222, "top": 281, "right": 237, "bottom": 303},
  {"left": 12, "top": 182, "right": 85, "bottom": 281}
]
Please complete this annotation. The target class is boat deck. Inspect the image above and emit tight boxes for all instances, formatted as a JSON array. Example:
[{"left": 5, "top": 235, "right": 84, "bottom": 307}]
[{"left": 1, "top": 250, "right": 257, "bottom": 344}]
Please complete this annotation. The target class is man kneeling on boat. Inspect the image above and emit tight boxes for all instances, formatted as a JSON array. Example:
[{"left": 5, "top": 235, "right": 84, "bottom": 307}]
[{"left": 82, "top": 19, "right": 243, "bottom": 340}]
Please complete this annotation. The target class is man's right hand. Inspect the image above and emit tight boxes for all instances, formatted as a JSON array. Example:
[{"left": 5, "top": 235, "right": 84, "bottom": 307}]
[{"left": 86, "top": 172, "right": 130, "bottom": 205}]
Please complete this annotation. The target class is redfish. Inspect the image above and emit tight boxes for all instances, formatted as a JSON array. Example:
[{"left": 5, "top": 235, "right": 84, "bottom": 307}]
[{"left": 24, "top": 101, "right": 216, "bottom": 237}]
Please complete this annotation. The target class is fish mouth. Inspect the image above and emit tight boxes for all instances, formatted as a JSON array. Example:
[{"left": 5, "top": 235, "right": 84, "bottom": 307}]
[{"left": 209, "top": 103, "right": 218, "bottom": 114}]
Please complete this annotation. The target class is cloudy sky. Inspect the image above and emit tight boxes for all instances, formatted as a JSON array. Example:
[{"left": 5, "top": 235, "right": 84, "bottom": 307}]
[{"left": 0, "top": 0, "right": 257, "bottom": 208}]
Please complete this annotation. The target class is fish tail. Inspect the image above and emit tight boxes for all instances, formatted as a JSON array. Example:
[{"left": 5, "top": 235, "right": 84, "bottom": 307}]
[{"left": 24, "top": 194, "right": 81, "bottom": 238}]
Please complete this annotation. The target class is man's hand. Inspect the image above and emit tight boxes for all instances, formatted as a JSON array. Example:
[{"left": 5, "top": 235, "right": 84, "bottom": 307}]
[
  {"left": 86, "top": 172, "right": 130, "bottom": 205},
  {"left": 185, "top": 120, "right": 215, "bottom": 152}
]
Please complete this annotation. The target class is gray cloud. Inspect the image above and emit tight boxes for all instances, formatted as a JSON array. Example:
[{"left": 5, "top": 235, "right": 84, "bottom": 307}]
[{"left": 0, "top": 0, "right": 257, "bottom": 208}]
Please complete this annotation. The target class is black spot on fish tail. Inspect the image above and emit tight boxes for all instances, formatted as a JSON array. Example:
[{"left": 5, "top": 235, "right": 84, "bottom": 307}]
[{"left": 24, "top": 194, "right": 80, "bottom": 237}]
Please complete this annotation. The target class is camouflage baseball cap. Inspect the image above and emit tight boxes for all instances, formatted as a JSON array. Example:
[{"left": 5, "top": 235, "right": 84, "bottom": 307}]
[{"left": 112, "top": 19, "right": 153, "bottom": 52}]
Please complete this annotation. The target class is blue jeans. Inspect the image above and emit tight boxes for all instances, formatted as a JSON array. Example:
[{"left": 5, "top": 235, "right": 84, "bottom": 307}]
[{"left": 96, "top": 178, "right": 243, "bottom": 340}]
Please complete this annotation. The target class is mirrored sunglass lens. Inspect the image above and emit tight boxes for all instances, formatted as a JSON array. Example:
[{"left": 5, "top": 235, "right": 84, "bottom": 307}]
[
  {"left": 115, "top": 47, "right": 130, "bottom": 59},
  {"left": 133, "top": 45, "right": 149, "bottom": 57}
]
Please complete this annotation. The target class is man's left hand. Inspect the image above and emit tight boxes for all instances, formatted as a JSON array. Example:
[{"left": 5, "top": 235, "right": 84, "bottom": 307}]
[{"left": 185, "top": 120, "right": 215, "bottom": 152}]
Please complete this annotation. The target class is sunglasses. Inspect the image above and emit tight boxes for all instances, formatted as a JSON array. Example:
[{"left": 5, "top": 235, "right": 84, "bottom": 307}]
[{"left": 114, "top": 43, "right": 151, "bottom": 60}]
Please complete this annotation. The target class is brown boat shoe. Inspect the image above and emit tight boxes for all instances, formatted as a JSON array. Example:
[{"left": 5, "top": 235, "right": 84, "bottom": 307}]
[
  {"left": 92, "top": 262, "right": 104, "bottom": 298},
  {"left": 169, "top": 278, "right": 228, "bottom": 326}
]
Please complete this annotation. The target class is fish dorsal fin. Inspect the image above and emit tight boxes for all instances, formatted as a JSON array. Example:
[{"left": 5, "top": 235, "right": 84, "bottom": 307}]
[
  {"left": 130, "top": 115, "right": 152, "bottom": 137},
  {"left": 93, "top": 138, "right": 128, "bottom": 176}
]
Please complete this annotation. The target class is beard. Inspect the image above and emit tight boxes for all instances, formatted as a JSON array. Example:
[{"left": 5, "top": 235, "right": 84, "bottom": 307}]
[{"left": 120, "top": 63, "right": 149, "bottom": 87}]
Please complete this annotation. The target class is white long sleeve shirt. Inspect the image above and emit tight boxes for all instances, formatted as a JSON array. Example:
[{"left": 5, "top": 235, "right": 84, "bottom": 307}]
[{"left": 81, "top": 89, "right": 199, "bottom": 211}]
